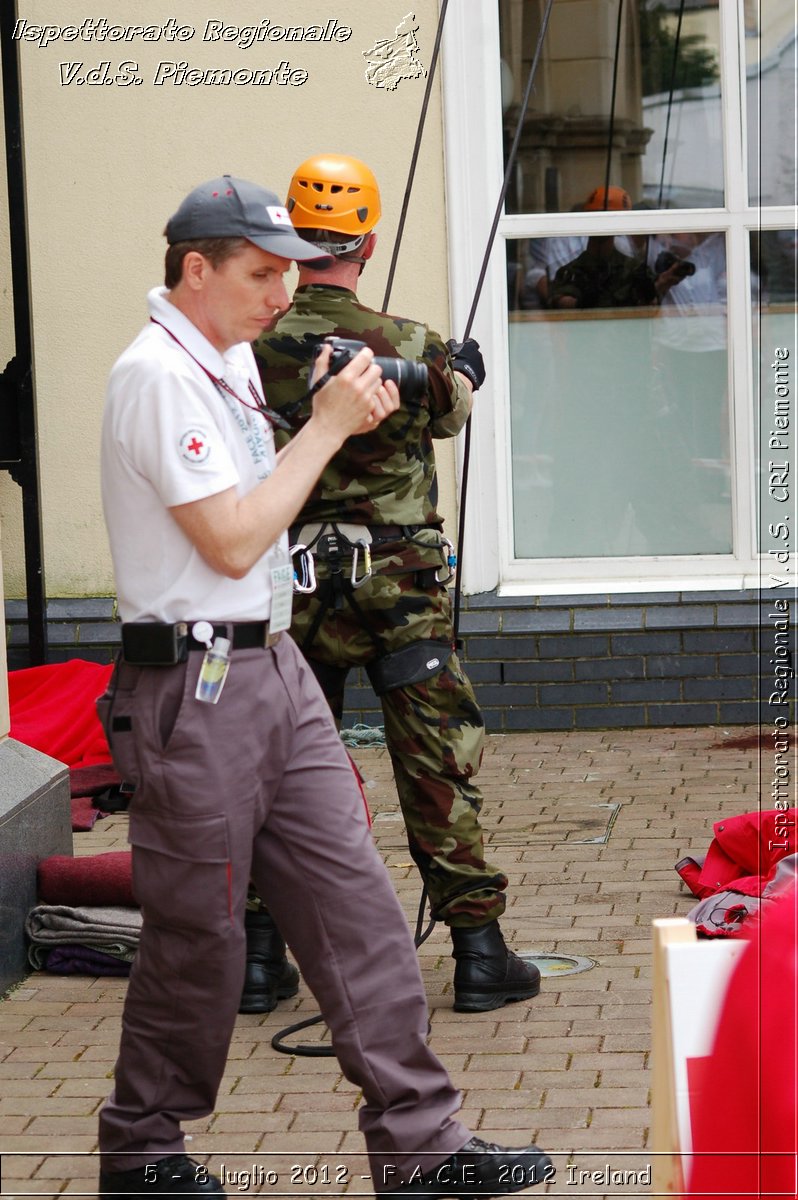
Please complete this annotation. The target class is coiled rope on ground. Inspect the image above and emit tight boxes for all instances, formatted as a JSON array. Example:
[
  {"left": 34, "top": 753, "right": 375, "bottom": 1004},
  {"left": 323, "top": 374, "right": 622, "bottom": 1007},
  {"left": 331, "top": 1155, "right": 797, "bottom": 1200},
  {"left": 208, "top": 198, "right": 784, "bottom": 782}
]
[{"left": 340, "top": 723, "right": 386, "bottom": 748}]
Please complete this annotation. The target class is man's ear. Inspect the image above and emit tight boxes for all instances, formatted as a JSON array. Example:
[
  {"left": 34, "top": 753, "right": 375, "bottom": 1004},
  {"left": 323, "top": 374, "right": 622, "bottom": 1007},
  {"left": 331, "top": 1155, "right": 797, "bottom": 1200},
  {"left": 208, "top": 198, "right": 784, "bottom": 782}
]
[
  {"left": 362, "top": 232, "right": 378, "bottom": 261},
  {"left": 181, "top": 250, "right": 210, "bottom": 291}
]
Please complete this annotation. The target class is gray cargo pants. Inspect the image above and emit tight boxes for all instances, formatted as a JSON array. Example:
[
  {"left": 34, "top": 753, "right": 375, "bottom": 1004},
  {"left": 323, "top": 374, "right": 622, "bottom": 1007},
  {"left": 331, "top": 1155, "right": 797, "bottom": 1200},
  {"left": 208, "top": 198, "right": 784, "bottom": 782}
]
[{"left": 97, "top": 634, "right": 468, "bottom": 1189}]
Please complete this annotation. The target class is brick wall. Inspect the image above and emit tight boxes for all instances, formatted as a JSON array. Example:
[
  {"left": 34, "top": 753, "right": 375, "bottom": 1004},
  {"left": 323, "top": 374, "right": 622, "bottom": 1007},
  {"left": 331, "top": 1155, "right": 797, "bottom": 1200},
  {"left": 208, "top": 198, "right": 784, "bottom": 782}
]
[
  {"left": 343, "top": 589, "right": 795, "bottom": 730},
  {"left": 5, "top": 589, "right": 795, "bottom": 730}
]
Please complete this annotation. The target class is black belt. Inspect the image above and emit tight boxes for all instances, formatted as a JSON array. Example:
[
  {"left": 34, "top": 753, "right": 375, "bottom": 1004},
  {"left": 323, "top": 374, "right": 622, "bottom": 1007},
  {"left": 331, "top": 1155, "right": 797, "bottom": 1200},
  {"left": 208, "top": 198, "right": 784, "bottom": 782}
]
[
  {"left": 188, "top": 621, "right": 280, "bottom": 651},
  {"left": 289, "top": 522, "right": 440, "bottom": 545},
  {"left": 121, "top": 620, "right": 280, "bottom": 666},
  {"left": 371, "top": 524, "right": 438, "bottom": 542}
]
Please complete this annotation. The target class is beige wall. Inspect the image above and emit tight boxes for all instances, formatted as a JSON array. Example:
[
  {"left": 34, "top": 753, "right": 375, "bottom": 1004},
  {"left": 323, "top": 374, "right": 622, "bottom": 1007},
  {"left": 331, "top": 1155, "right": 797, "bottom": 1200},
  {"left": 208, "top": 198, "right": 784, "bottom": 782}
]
[{"left": 1, "top": 1, "right": 457, "bottom": 599}]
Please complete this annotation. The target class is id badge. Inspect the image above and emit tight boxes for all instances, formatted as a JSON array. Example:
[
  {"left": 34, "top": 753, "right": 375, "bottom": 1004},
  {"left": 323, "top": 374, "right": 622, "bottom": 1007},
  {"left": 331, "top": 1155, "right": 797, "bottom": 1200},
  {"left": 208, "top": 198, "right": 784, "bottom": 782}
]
[{"left": 269, "top": 562, "right": 294, "bottom": 633}]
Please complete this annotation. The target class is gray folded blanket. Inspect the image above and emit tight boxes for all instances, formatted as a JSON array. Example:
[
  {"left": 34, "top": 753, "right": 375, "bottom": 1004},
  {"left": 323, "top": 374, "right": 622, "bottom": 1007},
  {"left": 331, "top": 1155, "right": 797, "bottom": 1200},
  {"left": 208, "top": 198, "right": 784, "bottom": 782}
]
[{"left": 25, "top": 904, "right": 142, "bottom": 968}]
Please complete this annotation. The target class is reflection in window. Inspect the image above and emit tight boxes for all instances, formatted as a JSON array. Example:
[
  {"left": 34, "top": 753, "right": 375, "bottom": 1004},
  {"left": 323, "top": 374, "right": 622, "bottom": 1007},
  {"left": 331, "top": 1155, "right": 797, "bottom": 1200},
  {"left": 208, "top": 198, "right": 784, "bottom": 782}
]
[
  {"left": 755, "top": 230, "right": 798, "bottom": 550},
  {"left": 499, "top": 0, "right": 723, "bottom": 213},
  {"left": 746, "top": 1, "right": 798, "bottom": 206},
  {"left": 507, "top": 231, "right": 733, "bottom": 558}
]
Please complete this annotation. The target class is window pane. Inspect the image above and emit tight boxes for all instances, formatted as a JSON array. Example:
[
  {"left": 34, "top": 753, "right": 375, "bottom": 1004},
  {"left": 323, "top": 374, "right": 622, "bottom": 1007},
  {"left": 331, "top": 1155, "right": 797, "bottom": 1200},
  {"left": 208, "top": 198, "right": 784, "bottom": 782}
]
[
  {"left": 499, "top": 0, "right": 723, "bottom": 213},
  {"left": 746, "top": 1, "right": 798, "bottom": 206},
  {"left": 507, "top": 232, "right": 733, "bottom": 557},
  {"left": 755, "top": 230, "right": 798, "bottom": 552}
]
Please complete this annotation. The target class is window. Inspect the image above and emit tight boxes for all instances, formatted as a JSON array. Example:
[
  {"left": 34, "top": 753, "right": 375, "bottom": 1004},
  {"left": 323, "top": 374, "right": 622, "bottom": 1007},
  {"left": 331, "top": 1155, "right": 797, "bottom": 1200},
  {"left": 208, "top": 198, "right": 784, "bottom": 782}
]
[
  {"left": 501, "top": 0, "right": 724, "bottom": 214},
  {"left": 507, "top": 229, "right": 732, "bottom": 559},
  {"left": 442, "top": 0, "right": 796, "bottom": 594}
]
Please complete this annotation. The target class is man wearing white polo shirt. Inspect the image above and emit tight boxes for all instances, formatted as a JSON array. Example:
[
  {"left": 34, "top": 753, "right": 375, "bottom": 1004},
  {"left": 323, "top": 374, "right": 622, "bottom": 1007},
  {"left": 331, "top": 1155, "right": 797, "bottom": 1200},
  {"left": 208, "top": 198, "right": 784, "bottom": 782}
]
[{"left": 96, "top": 175, "right": 551, "bottom": 1200}]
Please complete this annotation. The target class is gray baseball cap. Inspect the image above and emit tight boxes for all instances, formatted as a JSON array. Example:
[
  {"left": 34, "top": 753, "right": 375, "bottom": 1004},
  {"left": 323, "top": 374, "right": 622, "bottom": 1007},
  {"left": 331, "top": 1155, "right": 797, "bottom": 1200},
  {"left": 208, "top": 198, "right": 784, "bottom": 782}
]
[{"left": 165, "top": 175, "right": 332, "bottom": 263}]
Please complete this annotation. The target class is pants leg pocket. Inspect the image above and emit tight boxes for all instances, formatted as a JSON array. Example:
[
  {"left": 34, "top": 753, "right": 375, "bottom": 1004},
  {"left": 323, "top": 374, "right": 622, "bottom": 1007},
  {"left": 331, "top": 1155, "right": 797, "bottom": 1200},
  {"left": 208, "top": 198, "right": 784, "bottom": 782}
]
[{"left": 128, "top": 807, "right": 234, "bottom": 930}]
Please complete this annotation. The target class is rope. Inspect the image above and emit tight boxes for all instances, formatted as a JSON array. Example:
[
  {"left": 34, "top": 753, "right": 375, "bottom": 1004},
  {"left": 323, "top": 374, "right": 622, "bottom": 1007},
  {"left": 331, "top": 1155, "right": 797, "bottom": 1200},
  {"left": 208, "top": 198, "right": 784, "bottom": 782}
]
[
  {"left": 452, "top": 0, "right": 555, "bottom": 641},
  {"left": 602, "top": 0, "right": 625, "bottom": 208},
  {"left": 273, "top": 0, "right": 557, "bottom": 1055},
  {"left": 656, "top": 0, "right": 687, "bottom": 207},
  {"left": 340, "top": 723, "right": 386, "bottom": 748},
  {"left": 306, "top": 7, "right": 449, "bottom": 1019},
  {"left": 381, "top": 0, "right": 450, "bottom": 313}
]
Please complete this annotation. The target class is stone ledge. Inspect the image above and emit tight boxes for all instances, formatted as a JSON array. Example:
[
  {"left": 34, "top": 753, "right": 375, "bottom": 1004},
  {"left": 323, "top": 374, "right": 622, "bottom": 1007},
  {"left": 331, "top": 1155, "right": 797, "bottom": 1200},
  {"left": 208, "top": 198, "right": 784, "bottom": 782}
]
[{"left": 0, "top": 741, "right": 72, "bottom": 995}]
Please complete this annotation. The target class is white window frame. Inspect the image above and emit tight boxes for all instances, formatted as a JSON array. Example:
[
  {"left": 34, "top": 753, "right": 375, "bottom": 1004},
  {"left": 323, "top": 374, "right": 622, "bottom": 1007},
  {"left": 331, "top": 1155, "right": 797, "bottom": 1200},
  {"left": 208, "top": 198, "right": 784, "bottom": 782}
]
[{"left": 441, "top": 0, "right": 796, "bottom": 596}]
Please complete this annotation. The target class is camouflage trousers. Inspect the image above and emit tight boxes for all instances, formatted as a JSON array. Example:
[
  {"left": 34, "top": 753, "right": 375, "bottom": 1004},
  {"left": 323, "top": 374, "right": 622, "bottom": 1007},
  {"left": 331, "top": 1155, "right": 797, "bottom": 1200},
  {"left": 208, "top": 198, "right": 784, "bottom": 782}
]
[{"left": 268, "top": 560, "right": 508, "bottom": 927}]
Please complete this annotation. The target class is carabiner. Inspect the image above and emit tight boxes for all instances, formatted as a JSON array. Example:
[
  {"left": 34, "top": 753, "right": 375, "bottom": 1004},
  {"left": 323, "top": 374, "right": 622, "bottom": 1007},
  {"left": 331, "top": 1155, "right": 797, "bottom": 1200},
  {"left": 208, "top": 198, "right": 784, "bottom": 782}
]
[
  {"left": 289, "top": 543, "right": 317, "bottom": 593},
  {"left": 435, "top": 535, "right": 457, "bottom": 585},
  {"left": 350, "top": 540, "right": 373, "bottom": 589}
]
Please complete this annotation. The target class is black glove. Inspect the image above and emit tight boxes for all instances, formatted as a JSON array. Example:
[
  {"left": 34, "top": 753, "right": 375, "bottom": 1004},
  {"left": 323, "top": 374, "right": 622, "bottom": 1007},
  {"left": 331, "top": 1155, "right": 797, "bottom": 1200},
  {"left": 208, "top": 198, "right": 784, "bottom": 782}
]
[{"left": 446, "top": 337, "right": 486, "bottom": 391}]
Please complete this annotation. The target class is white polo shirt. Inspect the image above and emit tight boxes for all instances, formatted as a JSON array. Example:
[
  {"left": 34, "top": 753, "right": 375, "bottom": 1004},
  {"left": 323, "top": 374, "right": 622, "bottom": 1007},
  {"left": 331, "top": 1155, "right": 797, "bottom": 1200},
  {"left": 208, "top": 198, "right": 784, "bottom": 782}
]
[{"left": 102, "top": 287, "right": 287, "bottom": 623}]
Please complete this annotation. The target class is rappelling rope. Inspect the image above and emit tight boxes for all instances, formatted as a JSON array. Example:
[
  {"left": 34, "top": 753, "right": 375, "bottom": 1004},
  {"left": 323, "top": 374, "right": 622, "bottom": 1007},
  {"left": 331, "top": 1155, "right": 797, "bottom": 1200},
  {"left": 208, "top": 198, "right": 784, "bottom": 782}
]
[{"left": 272, "top": 0, "right": 556, "bottom": 1058}]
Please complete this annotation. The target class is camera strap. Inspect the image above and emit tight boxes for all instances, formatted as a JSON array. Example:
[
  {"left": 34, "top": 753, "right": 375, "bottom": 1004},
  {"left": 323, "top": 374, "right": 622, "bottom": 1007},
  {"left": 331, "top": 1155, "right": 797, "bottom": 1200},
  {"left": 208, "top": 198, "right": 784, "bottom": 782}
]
[
  {"left": 150, "top": 318, "right": 292, "bottom": 432},
  {"left": 300, "top": 370, "right": 331, "bottom": 405}
]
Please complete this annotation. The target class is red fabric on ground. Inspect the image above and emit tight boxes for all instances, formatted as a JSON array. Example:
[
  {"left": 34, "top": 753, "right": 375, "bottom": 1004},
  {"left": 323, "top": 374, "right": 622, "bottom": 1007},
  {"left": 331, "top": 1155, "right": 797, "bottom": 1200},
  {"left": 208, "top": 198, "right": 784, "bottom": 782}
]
[
  {"left": 8, "top": 660, "right": 113, "bottom": 767},
  {"left": 679, "top": 808, "right": 798, "bottom": 898},
  {"left": 70, "top": 796, "right": 105, "bottom": 832},
  {"left": 70, "top": 763, "right": 121, "bottom": 797},
  {"left": 685, "top": 885, "right": 798, "bottom": 1199},
  {"left": 37, "top": 852, "right": 135, "bottom": 908}
]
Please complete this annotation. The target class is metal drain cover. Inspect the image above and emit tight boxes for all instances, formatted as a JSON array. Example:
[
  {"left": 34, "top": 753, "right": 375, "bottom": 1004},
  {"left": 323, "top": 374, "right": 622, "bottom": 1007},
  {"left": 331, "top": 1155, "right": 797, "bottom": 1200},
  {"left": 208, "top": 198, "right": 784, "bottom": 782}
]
[{"left": 519, "top": 952, "right": 596, "bottom": 977}]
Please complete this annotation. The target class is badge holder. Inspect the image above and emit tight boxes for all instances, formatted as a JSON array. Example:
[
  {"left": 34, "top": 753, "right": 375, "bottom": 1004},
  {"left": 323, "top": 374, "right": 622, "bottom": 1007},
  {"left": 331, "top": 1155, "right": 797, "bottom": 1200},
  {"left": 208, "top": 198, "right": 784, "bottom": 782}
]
[
  {"left": 192, "top": 622, "right": 231, "bottom": 705},
  {"left": 269, "top": 555, "right": 294, "bottom": 633}
]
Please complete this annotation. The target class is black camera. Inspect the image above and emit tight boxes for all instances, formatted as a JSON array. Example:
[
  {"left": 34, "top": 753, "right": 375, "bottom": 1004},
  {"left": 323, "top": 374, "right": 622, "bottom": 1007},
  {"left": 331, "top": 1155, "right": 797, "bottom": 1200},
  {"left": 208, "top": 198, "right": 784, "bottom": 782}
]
[
  {"left": 313, "top": 336, "right": 428, "bottom": 403},
  {"left": 655, "top": 250, "right": 696, "bottom": 279}
]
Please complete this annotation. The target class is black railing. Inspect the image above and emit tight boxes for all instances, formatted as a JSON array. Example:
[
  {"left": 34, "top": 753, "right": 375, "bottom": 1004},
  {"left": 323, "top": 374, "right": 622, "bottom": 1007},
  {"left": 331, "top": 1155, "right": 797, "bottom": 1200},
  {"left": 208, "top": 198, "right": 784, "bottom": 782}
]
[{"left": 0, "top": 0, "right": 47, "bottom": 665}]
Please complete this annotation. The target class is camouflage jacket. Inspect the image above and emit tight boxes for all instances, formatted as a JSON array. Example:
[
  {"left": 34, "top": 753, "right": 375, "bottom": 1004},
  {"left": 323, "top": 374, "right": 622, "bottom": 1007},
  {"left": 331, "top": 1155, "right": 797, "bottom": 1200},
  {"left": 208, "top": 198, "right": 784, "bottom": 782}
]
[
  {"left": 550, "top": 244, "right": 657, "bottom": 309},
  {"left": 253, "top": 285, "right": 470, "bottom": 530}
]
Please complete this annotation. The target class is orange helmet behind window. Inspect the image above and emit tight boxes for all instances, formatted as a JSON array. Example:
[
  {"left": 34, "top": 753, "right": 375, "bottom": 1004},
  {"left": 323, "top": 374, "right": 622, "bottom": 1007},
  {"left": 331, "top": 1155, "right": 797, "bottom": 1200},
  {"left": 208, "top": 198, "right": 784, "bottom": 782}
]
[
  {"left": 583, "top": 185, "right": 632, "bottom": 211},
  {"left": 286, "top": 154, "right": 381, "bottom": 255}
]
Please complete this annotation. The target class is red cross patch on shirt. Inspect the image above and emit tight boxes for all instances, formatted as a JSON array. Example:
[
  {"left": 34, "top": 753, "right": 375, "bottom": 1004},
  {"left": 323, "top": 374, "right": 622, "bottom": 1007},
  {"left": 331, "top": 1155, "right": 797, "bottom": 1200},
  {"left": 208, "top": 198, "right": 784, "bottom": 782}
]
[{"left": 179, "top": 428, "right": 211, "bottom": 465}]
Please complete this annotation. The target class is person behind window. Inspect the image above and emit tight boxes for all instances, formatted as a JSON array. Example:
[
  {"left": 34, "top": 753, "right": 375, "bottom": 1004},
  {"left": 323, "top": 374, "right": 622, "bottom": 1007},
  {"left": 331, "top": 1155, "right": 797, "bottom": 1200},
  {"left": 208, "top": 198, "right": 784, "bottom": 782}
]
[
  {"left": 548, "top": 187, "right": 657, "bottom": 310},
  {"left": 548, "top": 187, "right": 684, "bottom": 311}
]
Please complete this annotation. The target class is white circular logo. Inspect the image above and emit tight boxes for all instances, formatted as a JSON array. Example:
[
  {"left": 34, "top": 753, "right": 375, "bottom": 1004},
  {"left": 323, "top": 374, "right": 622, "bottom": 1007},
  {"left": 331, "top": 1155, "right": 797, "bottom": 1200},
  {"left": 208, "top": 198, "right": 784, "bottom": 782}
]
[{"left": 179, "top": 428, "right": 211, "bottom": 464}]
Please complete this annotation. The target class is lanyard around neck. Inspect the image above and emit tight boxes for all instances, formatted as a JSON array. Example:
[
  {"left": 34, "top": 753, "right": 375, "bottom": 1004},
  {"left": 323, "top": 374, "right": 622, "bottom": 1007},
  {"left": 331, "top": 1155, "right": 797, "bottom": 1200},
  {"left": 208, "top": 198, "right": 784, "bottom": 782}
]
[{"left": 150, "top": 318, "right": 291, "bottom": 431}]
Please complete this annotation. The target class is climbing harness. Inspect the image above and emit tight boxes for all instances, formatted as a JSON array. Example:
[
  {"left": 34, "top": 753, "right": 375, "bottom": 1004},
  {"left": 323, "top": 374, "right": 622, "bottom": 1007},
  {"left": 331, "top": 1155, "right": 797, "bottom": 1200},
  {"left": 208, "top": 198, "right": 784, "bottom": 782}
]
[{"left": 288, "top": 521, "right": 453, "bottom": 602}]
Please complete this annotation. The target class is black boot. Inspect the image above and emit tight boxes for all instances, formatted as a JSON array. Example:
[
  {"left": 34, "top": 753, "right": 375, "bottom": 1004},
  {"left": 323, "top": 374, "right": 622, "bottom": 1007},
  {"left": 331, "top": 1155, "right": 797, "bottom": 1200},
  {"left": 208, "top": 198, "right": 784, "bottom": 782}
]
[
  {"left": 450, "top": 922, "right": 541, "bottom": 1013},
  {"left": 379, "top": 1135, "right": 552, "bottom": 1197},
  {"left": 239, "top": 910, "right": 300, "bottom": 1014}
]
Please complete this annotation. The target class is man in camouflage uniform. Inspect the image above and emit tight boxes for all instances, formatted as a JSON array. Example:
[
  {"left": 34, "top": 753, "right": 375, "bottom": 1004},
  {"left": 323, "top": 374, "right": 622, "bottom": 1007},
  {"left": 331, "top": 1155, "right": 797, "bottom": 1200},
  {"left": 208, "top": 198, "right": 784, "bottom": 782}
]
[
  {"left": 245, "top": 155, "right": 540, "bottom": 1014},
  {"left": 549, "top": 186, "right": 662, "bottom": 311}
]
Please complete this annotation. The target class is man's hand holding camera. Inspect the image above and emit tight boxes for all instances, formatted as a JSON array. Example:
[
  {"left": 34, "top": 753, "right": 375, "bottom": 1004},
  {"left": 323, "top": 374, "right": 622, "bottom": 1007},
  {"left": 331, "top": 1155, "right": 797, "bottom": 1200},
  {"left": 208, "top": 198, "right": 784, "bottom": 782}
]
[
  {"left": 309, "top": 341, "right": 400, "bottom": 442},
  {"left": 654, "top": 249, "right": 696, "bottom": 299},
  {"left": 171, "top": 343, "right": 398, "bottom": 580}
]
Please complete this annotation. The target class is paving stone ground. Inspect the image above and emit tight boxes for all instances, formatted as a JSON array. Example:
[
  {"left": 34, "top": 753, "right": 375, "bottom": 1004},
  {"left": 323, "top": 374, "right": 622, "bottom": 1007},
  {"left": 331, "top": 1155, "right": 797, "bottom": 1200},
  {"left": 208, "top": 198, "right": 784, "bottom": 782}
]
[{"left": 0, "top": 725, "right": 764, "bottom": 1198}]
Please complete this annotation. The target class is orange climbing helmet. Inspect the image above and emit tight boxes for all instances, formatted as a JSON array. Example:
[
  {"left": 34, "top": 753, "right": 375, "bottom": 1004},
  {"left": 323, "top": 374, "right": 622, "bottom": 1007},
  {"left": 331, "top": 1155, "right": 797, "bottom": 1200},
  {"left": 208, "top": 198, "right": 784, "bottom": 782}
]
[
  {"left": 286, "top": 154, "right": 381, "bottom": 255},
  {"left": 583, "top": 185, "right": 632, "bottom": 211}
]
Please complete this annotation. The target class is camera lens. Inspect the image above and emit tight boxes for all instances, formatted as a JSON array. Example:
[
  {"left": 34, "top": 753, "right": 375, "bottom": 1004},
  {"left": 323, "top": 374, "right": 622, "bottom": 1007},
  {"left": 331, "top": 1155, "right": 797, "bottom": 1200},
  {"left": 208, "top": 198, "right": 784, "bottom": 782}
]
[
  {"left": 376, "top": 357, "right": 428, "bottom": 402},
  {"left": 316, "top": 336, "right": 428, "bottom": 403}
]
